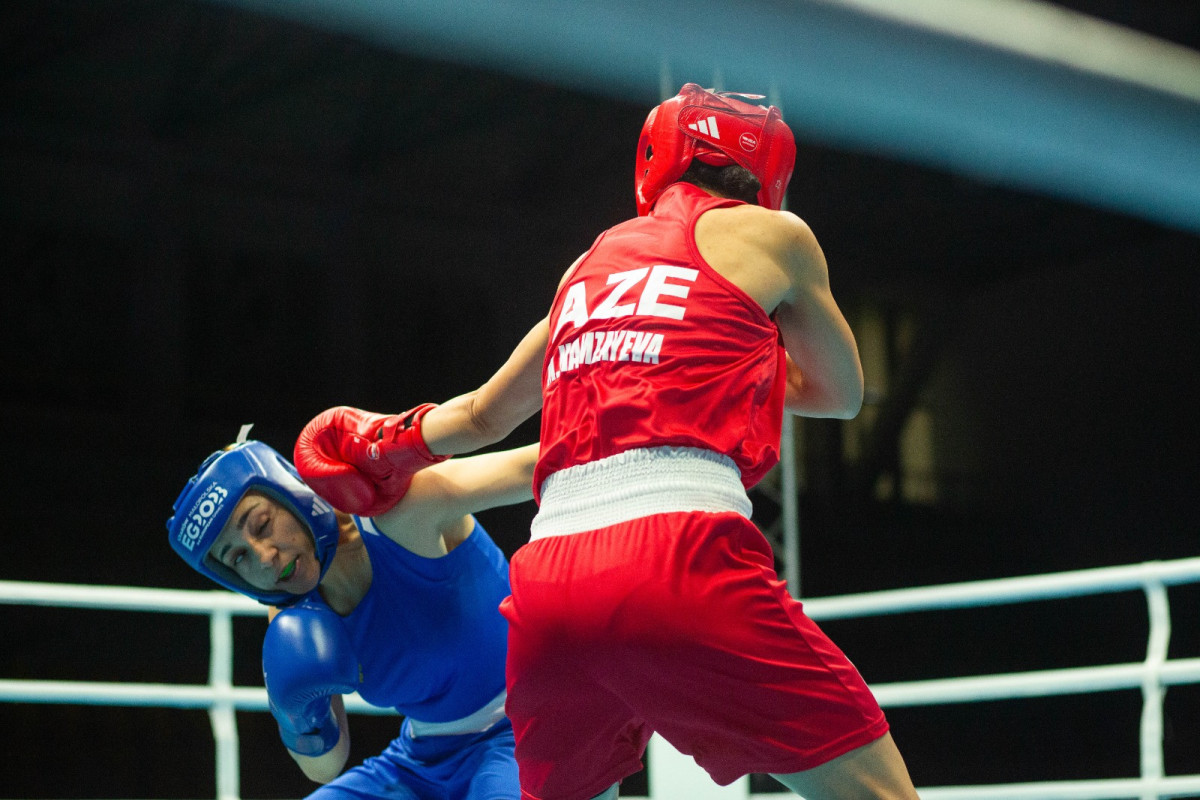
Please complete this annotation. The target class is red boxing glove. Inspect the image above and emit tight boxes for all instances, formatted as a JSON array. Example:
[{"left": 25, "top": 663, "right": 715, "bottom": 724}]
[{"left": 294, "top": 404, "right": 449, "bottom": 517}]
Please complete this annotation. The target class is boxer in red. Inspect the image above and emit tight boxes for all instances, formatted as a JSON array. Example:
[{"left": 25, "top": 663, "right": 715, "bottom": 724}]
[{"left": 298, "top": 84, "right": 920, "bottom": 800}]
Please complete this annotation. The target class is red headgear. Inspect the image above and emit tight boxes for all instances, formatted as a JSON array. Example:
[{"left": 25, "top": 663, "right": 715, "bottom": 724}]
[{"left": 635, "top": 83, "right": 797, "bottom": 216}]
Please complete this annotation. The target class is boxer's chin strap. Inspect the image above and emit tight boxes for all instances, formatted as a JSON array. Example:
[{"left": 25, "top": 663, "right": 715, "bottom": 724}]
[{"left": 236, "top": 423, "right": 254, "bottom": 444}]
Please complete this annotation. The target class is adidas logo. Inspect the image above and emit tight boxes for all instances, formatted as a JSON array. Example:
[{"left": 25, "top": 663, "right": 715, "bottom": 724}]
[
  {"left": 312, "top": 495, "right": 332, "bottom": 516},
  {"left": 687, "top": 115, "right": 720, "bottom": 140}
]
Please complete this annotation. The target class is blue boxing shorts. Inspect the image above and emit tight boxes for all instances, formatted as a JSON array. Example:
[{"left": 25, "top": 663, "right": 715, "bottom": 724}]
[{"left": 308, "top": 717, "right": 517, "bottom": 800}]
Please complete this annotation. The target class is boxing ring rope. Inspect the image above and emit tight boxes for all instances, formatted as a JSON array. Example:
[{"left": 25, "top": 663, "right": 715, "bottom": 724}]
[{"left": 4, "top": 557, "right": 1200, "bottom": 800}]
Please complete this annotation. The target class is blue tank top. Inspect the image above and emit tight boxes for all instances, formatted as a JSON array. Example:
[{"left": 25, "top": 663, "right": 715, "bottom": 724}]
[{"left": 333, "top": 517, "right": 510, "bottom": 723}]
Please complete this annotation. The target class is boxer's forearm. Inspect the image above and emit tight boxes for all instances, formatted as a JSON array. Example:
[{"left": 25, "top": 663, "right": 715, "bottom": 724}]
[{"left": 422, "top": 318, "right": 547, "bottom": 455}]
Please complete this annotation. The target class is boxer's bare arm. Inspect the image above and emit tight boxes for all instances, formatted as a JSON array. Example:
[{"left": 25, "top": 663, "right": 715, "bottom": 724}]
[
  {"left": 696, "top": 204, "right": 862, "bottom": 418},
  {"left": 768, "top": 213, "right": 863, "bottom": 418},
  {"left": 373, "top": 443, "right": 538, "bottom": 557},
  {"left": 420, "top": 318, "right": 548, "bottom": 455}
]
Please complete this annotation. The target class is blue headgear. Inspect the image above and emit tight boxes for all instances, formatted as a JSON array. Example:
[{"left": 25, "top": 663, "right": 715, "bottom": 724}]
[{"left": 167, "top": 439, "right": 341, "bottom": 606}]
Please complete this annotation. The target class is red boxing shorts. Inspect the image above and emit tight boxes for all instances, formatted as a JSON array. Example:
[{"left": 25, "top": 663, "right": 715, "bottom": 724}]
[{"left": 500, "top": 511, "right": 889, "bottom": 800}]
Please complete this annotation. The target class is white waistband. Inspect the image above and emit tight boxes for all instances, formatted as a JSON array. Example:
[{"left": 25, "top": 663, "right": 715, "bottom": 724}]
[
  {"left": 530, "top": 447, "right": 751, "bottom": 540},
  {"left": 407, "top": 689, "right": 507, "bottom": 738}
]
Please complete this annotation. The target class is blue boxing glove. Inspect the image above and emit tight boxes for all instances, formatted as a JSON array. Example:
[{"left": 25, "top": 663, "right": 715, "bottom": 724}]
[{"left": 262, "top": 603, "right": 358, "bottom": 757}]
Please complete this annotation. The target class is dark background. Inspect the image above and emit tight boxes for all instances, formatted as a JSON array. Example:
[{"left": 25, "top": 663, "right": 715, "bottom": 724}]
[{"left": 2, "top": 1, "right": 1199, "bottom": 797}]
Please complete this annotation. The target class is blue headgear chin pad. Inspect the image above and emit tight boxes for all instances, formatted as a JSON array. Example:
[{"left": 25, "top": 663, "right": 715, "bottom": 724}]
[{"left": 167, "top": 440, "right": 340, "bottom": 605}]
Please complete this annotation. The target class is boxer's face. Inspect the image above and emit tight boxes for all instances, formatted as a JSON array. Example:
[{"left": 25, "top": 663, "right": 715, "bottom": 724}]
[{"left": 208, "top": 490, "right": 321, "bottom": 596}]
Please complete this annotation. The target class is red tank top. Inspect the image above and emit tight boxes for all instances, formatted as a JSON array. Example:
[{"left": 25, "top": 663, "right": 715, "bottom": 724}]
[{"left": 535, "top": 183, "right": 786, "bottom": 499}]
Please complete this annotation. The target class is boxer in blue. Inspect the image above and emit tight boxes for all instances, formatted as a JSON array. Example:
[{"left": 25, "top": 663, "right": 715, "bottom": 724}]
[{"left": 168, "top": 414, "right": 534, "bottom": 800}]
